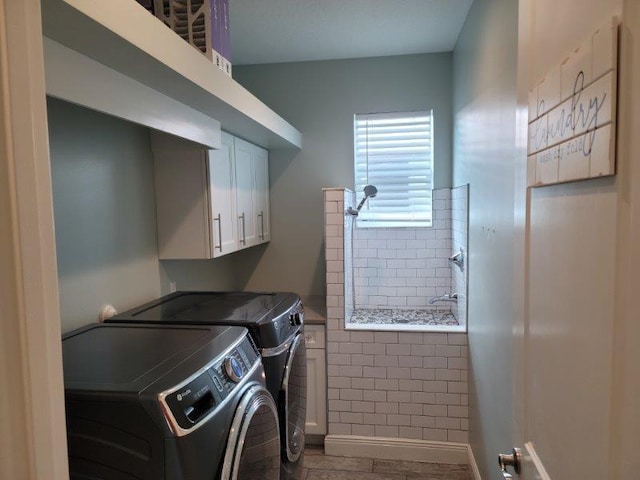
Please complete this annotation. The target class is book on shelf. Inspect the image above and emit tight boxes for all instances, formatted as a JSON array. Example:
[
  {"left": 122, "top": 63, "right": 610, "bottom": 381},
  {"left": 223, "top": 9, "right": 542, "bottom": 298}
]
[{"left": 220, "top": 0, "right": 232, "bottom": 77}]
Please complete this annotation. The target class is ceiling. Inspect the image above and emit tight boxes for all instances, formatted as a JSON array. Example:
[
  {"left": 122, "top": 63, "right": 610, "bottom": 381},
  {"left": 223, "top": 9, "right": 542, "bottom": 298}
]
[{"left": 229, "top": 0, "right": 474, "bottom": 66}]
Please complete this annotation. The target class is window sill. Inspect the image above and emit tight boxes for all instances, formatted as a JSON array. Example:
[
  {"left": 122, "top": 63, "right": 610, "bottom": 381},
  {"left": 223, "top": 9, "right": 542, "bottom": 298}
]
[{"left": 354, "top": 221, "right": 433, "bottom": 229}]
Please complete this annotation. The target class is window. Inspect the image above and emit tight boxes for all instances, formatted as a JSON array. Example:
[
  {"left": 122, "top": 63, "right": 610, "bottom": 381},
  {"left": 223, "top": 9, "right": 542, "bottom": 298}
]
[{"left": 353, "top": 110, "right": 433, "bottom": 227}]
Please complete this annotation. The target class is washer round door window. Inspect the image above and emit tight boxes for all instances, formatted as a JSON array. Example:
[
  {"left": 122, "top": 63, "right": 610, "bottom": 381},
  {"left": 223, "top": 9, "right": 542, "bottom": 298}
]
[
  {"left": 282, "top": 334, "right": 307, "bottom": 463},
  {"left": 221, "top": 386, "right": 281, "bottom": 480}
]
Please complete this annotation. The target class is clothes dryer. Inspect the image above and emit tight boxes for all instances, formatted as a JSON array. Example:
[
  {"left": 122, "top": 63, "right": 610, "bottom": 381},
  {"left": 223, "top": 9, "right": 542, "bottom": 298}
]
[
  {"left": 108, "top": 291, "right": 307, "bottom": 480},
  {"left": 62, "top": 323, "right": 280, "bottom": 480}
]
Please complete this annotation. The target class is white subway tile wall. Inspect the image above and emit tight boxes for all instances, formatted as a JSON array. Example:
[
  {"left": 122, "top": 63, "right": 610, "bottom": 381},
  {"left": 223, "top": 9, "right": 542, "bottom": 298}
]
[
  {"left": 323, "top": 188, "right": 469, "bottom": 443},
  {"left": 450, "top": 185, "right": 469, "bottom": 327},
  {"left": 352, "top": 189, "right": 452, "bottom": 310}
]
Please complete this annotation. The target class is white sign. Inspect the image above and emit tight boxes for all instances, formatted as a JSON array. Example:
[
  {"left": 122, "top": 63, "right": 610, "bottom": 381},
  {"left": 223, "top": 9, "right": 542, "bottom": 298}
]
[{"left": 527, "top": 18, "right": 617, "bottom": 187}]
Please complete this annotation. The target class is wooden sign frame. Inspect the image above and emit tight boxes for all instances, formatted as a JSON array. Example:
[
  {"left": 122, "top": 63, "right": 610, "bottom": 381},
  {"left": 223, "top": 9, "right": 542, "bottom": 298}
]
[{"left": 527, "top": 18, "right": 618, "bottom": 187}]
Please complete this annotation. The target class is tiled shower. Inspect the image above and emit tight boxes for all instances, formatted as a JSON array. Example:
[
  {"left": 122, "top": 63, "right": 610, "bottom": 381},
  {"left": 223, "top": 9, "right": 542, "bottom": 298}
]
[
  {"left": 337, "top": 186, "right": 469, "bottom": 331},
  {"left": 323, "top": 188, "right": 470, "bottom": 443}
]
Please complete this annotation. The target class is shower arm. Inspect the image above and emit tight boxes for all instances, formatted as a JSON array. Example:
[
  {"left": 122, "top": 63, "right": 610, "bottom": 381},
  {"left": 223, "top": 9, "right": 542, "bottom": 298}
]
[{"left": 354, "top": 194, "right": 370, "bottom": 212}]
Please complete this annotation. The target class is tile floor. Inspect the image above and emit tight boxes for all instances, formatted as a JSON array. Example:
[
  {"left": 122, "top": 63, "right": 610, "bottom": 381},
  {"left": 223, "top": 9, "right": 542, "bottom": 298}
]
[{"left": 302, "top": 446, "right": 473, "bottom": 480}]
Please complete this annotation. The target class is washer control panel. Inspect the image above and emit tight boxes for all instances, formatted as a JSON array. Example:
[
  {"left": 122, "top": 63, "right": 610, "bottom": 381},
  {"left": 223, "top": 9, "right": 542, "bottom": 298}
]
[
  {"left": 288, "top": 299, "right": 304, "bottom": 326},
  {"left": 223, "top": 357, "right": 244, "bottom": 382},
  {"left": 162, "top": 335, "right": 260, "bottom": 433}
]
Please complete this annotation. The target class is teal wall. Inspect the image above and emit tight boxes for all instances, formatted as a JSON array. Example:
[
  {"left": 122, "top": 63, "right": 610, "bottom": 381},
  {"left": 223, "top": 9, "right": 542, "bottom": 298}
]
[
  {"left": 48, "top": 98, "right": 162, "bottom": 331},
  {"left": 48, "top": 99, "right": 244, "bottom": 331},
  {"left": 234, "top": 53, "right": 453, "bottom": 297},
  {"left": 48, "top": 52, "right": 454, "bottom": 328},
  {"left": 452, "top": 0, "right": 518, "bottom": 477}
]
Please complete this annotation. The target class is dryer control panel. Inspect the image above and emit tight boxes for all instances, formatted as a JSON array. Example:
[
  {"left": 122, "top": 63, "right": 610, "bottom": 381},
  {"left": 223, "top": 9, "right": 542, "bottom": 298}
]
[{"left": 161, "top": 334, "right": 260, "bottom": 435}]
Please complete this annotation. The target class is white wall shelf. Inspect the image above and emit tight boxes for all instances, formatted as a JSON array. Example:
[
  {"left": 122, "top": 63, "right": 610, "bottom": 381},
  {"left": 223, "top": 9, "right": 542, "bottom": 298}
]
[
  {"left": 41, "top": 0, "right": 302, "bottom": 150},
  {"left": 44, "top": 38, "right": 222, "bottom": 149}
]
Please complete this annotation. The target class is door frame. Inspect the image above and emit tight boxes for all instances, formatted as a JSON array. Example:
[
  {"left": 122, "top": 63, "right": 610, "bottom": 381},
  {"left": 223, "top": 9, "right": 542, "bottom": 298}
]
[
  {"left": 0, "top": 0, "right": 68, "bottom": 478},
  {"left": 512, "top": 0, "right": 532, "bottom": 461}
]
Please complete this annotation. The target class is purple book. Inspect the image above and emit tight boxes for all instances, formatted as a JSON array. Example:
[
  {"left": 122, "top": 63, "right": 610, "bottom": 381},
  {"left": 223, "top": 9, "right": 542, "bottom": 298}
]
[
  {"left": 221, "top": 0, "right": 231, "bottom": 62},
  {"left": 212, "top": 0, "right": 222, "bottom": 66}
]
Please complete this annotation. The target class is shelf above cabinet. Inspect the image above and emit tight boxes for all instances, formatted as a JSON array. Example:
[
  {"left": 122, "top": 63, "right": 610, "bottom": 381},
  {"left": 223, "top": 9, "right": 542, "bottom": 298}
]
[{"left": 40, "top": 0, "right": 302, "bottom": 150}]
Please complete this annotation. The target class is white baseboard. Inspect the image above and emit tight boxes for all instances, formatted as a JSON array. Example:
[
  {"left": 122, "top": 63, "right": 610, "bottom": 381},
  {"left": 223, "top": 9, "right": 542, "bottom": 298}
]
[
  {"left": 467, "top": 444, "right": 482, "bottom": 480},
  {"left": 324, "top": 435, "right": 469, "bottom": 465}
]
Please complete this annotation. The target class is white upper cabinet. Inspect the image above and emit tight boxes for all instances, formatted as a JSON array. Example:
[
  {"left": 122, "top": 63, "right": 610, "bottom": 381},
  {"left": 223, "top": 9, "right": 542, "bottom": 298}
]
[
  {"left": 253, "top": 147, "right": 270, "bottom": 243},
  {"left": 234, "top": 137, "right": 271, "bottom": 248},
  {"left": 153, "top": 132, "right": 270, "bottom": 260},
  {"left": 208, "top": 134, "right": 238, "bottom": 257},
  {"left": 234, "top": 139, "right": 258, "bottom": 249},
  {"left": 41, "top": 0, "right": 302, "bottom": 150}
]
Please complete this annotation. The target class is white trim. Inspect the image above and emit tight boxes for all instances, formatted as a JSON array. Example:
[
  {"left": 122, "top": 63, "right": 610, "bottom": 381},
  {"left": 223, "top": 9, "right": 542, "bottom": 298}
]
[
  {"left": 0, "top": 0, "right": 68, "bottom": 478},
  {"left": 324, "top": 435, "right": 469, "bottom": 465},
  {"left": 467, "top": 444, "right": 482, "bottom": 480},
  {"left": 524, "top": 442, "right": 552, "bottom": 480}
]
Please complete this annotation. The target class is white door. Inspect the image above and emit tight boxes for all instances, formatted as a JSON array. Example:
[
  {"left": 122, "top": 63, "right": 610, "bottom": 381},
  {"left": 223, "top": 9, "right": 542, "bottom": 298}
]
[
  {"left": 208, "top": 132, "right": 238, "bottom": 257},
  {"left": 521, "top": 183, "right": 616, "bottom": 480},
  {"left": 234, "top": 138, "right": 258, "bottom": 248},
  {"left": 504, "top": 1, "right": 637, "bottom": 479},
  {"left": 252, "top": 145, "right": 270, "bottom": 243}
]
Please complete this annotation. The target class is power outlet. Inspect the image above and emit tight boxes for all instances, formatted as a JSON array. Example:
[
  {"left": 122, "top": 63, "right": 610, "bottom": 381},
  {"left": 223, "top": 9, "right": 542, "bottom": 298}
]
[{"left": 169, "top": 282, "right": 177, "bottom": 293}]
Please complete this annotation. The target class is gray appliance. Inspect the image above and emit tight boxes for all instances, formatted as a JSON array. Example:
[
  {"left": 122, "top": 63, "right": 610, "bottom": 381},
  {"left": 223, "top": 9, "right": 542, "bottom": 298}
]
[
  {"left": 107, "top": 291, "right": 307, "bottom": 480},
  {"left": 62, "top": 323, "right": 280, "bottom": 480}
]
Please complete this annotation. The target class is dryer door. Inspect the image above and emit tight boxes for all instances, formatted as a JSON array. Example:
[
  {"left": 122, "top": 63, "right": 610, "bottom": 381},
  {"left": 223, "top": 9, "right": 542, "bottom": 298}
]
[
  {"left": 282, "top": 333, "right": 307, "bottom": 463},
  {"left": 220, "top": 385, "right": 280, "bottom": 480}
]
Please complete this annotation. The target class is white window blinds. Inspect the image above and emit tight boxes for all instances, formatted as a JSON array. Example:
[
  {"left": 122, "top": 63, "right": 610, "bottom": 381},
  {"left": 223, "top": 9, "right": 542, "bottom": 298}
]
[{"left": 354, "top": 110, "right": 433, "bottom": 227}]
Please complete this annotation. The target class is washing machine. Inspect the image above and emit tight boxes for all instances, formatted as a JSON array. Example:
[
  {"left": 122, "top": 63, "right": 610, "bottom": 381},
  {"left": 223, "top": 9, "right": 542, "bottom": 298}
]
[
  {"left": 107, "top": 291, "right": 307, "bottom": 480},
  {"left": 62, "top": 323, "right": 280, "bottom": 480}
]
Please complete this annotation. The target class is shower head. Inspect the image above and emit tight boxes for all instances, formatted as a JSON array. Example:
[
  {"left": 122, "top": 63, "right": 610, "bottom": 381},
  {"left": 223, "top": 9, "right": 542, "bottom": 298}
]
[
  {"left": 354, "top": 185, "right": 378, "bottom": 211},
  {"left": 363, "top": 184, "right": 378, "bottom": 199},
  {"left": 347, "top": 185, "right": 378, "bottom": 216}
]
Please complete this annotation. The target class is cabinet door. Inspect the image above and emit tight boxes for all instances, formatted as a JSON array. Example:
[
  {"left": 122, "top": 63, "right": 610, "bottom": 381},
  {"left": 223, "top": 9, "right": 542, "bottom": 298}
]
[
  {"left": 208, "top": 133, "right": 237, "bottom": 257},
  {"left": 234, "top": 138, "right": 258, "bottom": 248},
  {"left": 305, "top": 326, "right": 327, "bottom": 437},
  {"left": 253, "top": 146, "right": 270, "bottom": 244}
]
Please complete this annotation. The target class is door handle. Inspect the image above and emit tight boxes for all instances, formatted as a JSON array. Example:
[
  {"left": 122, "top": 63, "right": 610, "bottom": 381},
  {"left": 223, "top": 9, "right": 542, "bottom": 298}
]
[
  {"left": 498, "top": 448, "right": 522, "bottom": 479},
  {"left": 213, "top": 214, "right": 222, "bottom": 251},
  {"left": 239, "top": 213, "right": 246, "bottom": 245},
  {"left": 258, "top": 211, "right": 264, "bottom": 240}
]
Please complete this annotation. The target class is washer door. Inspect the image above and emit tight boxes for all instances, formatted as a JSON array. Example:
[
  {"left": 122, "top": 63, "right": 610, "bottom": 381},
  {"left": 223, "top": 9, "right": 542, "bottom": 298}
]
[
  {"left": 282, "top": 333, "right": 307, "bottom": 463},
  {"left": 220, "top": 385, "right": 280, "bottom": 480}
]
